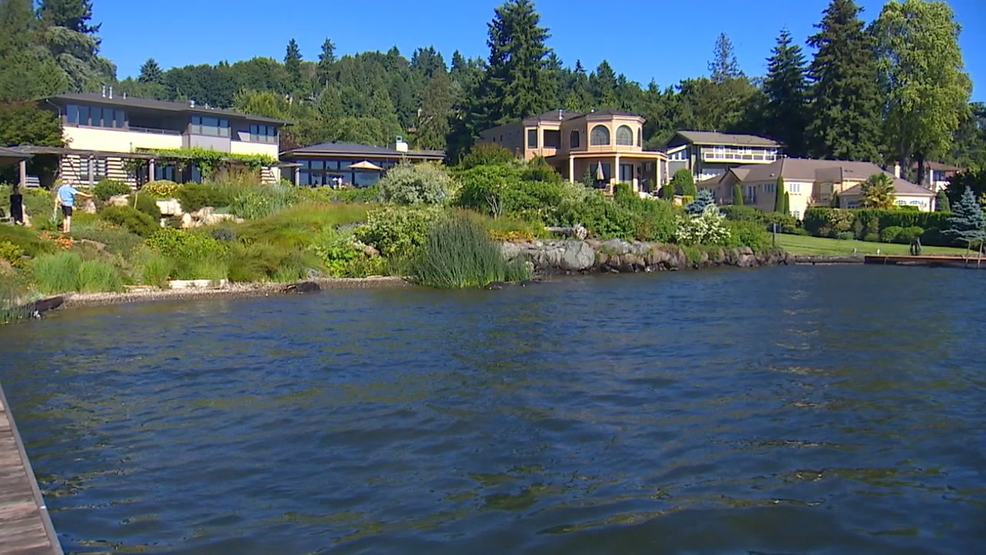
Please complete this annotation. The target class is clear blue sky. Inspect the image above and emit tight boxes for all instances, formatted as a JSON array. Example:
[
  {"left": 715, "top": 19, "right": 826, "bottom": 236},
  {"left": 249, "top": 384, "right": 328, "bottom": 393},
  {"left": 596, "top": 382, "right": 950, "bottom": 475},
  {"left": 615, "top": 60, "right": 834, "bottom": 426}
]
[{"left": 98, "top": 0, "right": 984, "bottom": 101}]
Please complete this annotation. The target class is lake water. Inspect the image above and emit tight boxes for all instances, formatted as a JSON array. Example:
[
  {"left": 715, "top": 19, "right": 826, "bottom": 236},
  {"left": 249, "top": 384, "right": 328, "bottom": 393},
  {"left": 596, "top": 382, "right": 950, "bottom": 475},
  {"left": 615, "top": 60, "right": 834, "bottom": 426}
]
[{"left": 1, "top": 266, "right": 985, "bottom": 554}]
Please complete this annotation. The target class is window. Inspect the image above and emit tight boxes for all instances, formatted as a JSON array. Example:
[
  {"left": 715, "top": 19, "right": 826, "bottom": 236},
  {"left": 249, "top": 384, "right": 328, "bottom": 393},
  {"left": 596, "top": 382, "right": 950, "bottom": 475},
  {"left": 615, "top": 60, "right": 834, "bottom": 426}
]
[
  {"left": 590, "top": 125, "right": 610, "bottom": 146},
  {"left": 895, "top": 200, "right": 907, "bottom": 206},
  {"left": 792, "top": 210, "right": 801, "bottom": 219},
  {"left": 527, "top": 129, "right": 538, "bottom": 149},
  {"left": 616, "top": 125, "right": 634, "bottom": 146},
  {"left": 543, "top": 130, "right": 561, "bottom": 148},
  {"left": 788, "top": 183, "right": 801, "bottom": 193},
  {"left": 191, "top": 115, "right": 230, "bottom": 137},
  {"left": 66, "top": 105, "right": 79, "bottom": 124},
  {"left": 250, "top": 124, "right": 277, "bottom": 143},
  {"left": 570, "top": 130, "right": 580, "bottom": 149},
  {"left": 637, "top": 128, "right": 642, "bottom": 147}
]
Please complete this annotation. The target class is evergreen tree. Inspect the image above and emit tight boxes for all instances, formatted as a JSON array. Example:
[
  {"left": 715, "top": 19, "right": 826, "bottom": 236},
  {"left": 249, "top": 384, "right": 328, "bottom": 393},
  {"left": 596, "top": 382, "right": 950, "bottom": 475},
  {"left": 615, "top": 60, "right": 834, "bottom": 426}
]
[
  {"left": 686, "top": 189, "right": 716, "bottom": 215},
  {"left": 670, "top": 168, "right": 696, "bottom": 196},
  {"left": 37, "top": 0, "right": 99, "bottom": 35},
  {"left": 476, "top": 0, "right": 556, "bottom": 127},
  {"left": 774, "top": 176, "right": 785, "bottom": 212},
  {"left": 874, "top": 0, "right": 971, "bottom": 187},
  {"left": 316, "top": 38, "right": 336, "bottom": 86},
  {"left": 284, "top": 38, "right": 303, "bottom": 92},
  {"left": 936, "top": 189, "right": 951, "bottom": 212},
  {"left": 415, "top": 70, "right": 454, "bottom": 150},
  {"left": 589, "top": 60, "right": 618, "bottom": 107},
  {"left": 709, "top": 33, "right": 742, "bottom": 83},
  {"left": 782, "top": 192, "right": 791, "bottom": 215},
  {"left": 563, "top": 59, "right": 592, "bottom": 112},
  {"left": 763, "top": 28, "right": 808, "bottom": 156},
  {"left": 949, "top": 102, "right": 986, "bottom": 171},
  {"left": 944, "top": 187, "right": 986, "bottom": 251},
  {"left": 410, "top": 46, "right": 446, "bottom": 78},
  {"left": 806, "top": 0, "right": 884, "bottom": 161},
  {"left": 0, "top": 0, "right": 68, "bottom": 101},
  {"left": 732, "top": 183, "right": 744, "bottom": 205},
  {"left": 138, "top": 58, "right": 162, "bottom": 83}
]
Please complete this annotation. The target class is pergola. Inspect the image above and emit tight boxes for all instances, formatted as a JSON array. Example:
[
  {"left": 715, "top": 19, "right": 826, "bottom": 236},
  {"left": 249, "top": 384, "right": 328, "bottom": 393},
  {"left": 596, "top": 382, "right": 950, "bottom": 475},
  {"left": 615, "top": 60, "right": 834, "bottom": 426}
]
[{"left": 0, "top": 146, "right": 32, "bottom": 193}]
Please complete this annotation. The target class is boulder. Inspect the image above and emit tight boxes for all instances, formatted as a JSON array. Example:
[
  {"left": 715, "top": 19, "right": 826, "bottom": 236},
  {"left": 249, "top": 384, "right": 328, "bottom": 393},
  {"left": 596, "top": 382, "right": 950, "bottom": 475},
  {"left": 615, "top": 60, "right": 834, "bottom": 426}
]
[
  {"left": 180, "top": 213, "right": 195, "bottom": 229},
  {"left": 107, "top": 194, "right": 130, "bottom": 207},
  {"left": 560, "top": 241, "right": 595, "bottom": 272},
  {"left": 156, "top": 198, "right": 183, "bottom": 216}
]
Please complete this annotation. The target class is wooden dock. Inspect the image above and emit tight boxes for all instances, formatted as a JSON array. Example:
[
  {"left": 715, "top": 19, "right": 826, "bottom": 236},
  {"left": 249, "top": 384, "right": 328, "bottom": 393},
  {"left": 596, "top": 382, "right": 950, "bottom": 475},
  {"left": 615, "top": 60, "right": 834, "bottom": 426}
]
[
  {"left": 864, "top": 254, "right": 986, "bottom": 269},
  {"left": 0, "top": 382, "right": 62, "bottom": 555}
]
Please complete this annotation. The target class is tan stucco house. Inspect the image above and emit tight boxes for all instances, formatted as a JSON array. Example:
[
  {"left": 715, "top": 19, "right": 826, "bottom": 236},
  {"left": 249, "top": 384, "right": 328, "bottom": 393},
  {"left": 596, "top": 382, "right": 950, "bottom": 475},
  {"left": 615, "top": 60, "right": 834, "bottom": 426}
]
[
  {"left": 478, "top": 109, "right": 669, "bottom": 194},
  {"left": 699, "top": 158, "right": 936, "bottom": 218},
  {"left": 665, "top": 130, "right": 781, "bottom": 182}
]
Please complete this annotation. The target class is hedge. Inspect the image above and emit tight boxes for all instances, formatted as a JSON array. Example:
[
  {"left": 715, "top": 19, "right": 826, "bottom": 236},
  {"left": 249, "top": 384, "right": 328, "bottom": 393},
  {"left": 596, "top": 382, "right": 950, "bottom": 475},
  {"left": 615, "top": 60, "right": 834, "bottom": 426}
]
[{"left": 803, "top": 207, "right": 953, "bottom": 246}]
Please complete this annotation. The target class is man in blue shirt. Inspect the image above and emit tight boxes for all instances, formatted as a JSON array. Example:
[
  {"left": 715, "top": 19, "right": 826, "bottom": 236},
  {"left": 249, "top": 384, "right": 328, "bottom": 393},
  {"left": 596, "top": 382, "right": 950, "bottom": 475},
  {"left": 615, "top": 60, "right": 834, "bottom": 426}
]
[{"left": 56, "top": 182, "right": 91, "bottom": 233}]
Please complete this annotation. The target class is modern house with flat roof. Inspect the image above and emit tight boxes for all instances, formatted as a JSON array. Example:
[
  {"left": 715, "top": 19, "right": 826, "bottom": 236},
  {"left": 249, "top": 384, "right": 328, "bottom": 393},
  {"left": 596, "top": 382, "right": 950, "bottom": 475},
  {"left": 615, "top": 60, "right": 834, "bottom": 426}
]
[
  {"left": 478, "top": 109, "right": 669, "bottom": 194},
  {"left": 665, "top": 131, "right": 782, "bottom": 182},
  {"left": 20, "top": 89, "right": 287, "bottom": 187},
  {"left": 700, "top": 158, "right": 935, "bottom": 218},
  {"left": 280, "top": 139, "right": 444, "bottom": 187}
]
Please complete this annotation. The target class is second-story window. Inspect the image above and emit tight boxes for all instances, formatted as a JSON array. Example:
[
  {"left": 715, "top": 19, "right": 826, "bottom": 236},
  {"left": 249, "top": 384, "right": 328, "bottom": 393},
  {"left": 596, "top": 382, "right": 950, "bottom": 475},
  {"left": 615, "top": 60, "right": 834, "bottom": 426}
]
[
  {"left": 616, "top": 125, "right": 634, "bottom": 146},
  {"left": 590, "top": 125, "right": 610, "bottom": 146},
  {"left": 527, "top": 129, "right": 538, "bottom": 149},
  {"left": 191, "top": 115, "right": 230, "bottom": 137},
  {"left": 250, "top": 124, "right": 278, "bottom": 143},
  {"left": 570, "top": 130, "right": 580, "bottom": 149},
  {"left": 65, "top": 104, "right": 126, "bottom": 128}
]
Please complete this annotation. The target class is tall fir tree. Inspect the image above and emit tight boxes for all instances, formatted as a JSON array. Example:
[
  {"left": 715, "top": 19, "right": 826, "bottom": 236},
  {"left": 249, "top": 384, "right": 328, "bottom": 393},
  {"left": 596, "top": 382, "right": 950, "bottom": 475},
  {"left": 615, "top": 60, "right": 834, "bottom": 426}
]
[
  {"left": 709, "top": 33, "right": 742, "bottom": 83},
  {"left": 874, "top": 0, "right": 971, "bottom": 187},
  {"left": 0, "top": 0, "right": 68, "bottom": 101},
  {"left": 415, "top": 70, "right": 454, "bottom": 150},
  {"left": 37, "top": 0, "right": 99, "bottom": 35},
  {"left": 284, "top": 38, "right": 303, "bottom": 93},
  {"left": 806, "top": 0, "right": 884, "bottom": 161},
  {"left": 563, "top": 59, "right": 592, "bottom": 112},
  {"left": 138, "top": 58, "right": 162, "bottom": 83},
  {"left": 774, "top": 177, "right": 785, "bottom": 212},
  {"left": 763, "top": 29, "right": 808, "bottom": 156},
  {"left": 589, "top": 60, "right": 618, "bottom": 107},
  {"left": 476, "top": 0, "right": 556, "bottom": 127}
]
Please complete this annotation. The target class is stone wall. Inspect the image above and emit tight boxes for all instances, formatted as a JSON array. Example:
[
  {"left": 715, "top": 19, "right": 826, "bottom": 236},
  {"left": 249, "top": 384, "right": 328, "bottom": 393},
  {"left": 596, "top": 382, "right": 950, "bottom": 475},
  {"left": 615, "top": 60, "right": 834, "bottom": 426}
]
[{"left": 501, "top": 239, "right": 792, "bottom": 275}]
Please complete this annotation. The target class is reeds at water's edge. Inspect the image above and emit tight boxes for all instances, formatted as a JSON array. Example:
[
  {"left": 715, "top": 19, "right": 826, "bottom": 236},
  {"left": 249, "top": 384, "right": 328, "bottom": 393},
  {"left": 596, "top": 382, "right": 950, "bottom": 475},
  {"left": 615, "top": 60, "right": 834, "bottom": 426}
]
[{"left": 411, "top": 215, "right": 530, "bottom": 288}]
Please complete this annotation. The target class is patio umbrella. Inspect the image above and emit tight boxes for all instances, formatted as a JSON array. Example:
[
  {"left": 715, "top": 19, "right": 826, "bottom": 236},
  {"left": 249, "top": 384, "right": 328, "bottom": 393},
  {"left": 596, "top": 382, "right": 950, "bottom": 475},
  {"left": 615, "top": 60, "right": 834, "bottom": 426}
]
[
  {"left": 350, "top": 160, "right": 384, "bottom": 171},
  {"left": 595, "top": 162, "right": 605, "bottom": 182}
]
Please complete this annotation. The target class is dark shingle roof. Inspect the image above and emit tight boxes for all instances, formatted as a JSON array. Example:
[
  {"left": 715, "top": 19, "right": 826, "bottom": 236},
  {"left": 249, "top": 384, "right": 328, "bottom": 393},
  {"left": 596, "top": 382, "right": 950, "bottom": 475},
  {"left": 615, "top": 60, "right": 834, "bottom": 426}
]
[
  {"left": 0, "top": 146, "right": 32, "bottom": 163},
  {"left": 44, "top": 92, "right": 289, "bottom": 125},
  {"left": 672, "top": 130, "right": 780, "bottom": 147},
  {"left": 281, "top": 142, "right": 445, "bottom": 159},
  {"left": 841, "top": 177, "right": 935, "bottom": 197}
]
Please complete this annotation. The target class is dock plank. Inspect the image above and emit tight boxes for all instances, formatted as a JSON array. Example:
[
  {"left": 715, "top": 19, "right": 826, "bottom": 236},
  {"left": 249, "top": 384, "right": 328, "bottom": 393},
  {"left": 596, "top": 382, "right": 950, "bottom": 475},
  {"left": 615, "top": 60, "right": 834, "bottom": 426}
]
[{"left": 0, "top": 382, "right": 61, "bottom": 555}]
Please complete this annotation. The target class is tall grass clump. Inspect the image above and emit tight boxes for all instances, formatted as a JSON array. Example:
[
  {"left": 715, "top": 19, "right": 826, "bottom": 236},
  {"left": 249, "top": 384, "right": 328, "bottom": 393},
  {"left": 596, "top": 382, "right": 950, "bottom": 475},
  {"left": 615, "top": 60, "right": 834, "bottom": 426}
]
[
  {"left": 0, "top": 275, "right": 31, "bottom": 324},
  {"left": 77, "top": 260, "right": 124, "bottom": 293},
  {"left": 411, "top": 215, "right": 530, "bottom": 288},
  {"left": 32, "top": 251, "right": 82, "bottom": 293}
]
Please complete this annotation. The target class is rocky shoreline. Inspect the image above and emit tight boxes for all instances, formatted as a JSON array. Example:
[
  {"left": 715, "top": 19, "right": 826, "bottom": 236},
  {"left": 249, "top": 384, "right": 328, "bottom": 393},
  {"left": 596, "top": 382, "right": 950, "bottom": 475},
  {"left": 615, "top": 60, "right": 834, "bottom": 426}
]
[{"left": 501, "top": 239, "right": 793, "bottom": 274}]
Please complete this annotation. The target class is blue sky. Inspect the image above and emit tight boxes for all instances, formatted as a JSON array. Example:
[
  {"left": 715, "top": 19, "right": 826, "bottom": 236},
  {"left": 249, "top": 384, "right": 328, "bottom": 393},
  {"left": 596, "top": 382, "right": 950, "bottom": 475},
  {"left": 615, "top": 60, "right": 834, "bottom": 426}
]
[{"left": 98, "top": 0, "right": 984, "bottom": 101}]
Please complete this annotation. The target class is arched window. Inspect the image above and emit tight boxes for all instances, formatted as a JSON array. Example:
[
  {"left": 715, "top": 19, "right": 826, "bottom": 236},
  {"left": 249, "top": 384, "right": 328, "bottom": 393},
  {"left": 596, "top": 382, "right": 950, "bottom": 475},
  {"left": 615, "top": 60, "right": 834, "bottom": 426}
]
[
  {"left": 616, "top": 125, "right": 634, "bottom": 146},
  {"left": 570, "top": 130, "right": 581, "bottom": 149},
  {"left": 590, "top": 125, "right": 610, "bottom": 146}
]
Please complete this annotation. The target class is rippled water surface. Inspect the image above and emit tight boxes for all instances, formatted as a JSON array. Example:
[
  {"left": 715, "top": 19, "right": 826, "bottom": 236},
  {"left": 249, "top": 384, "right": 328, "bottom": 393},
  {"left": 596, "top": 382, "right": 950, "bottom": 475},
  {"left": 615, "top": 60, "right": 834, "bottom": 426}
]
[{"left": 2, "top": 266, "right": 985, "bottom": 554}]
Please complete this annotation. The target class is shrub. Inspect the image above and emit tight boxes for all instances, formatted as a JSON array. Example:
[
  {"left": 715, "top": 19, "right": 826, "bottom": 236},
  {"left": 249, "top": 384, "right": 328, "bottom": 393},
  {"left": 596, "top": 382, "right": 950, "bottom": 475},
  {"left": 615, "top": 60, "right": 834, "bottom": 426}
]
[
  {"left": 146, "top": 228, "right": 229, "bottom": 280},
  {"left": 613, "top": 183, "right": 633, "bottom": 202},
  {"left": 229, "top": 186, "right": 298, "bottom": 219},
  {"left": 379, "top": 162, "right": 455, "bottom": 205},
  {"left": 522, "top": 157, "right": 563, "bottom": 184},
  {"left": 732, "top": 184, "right": 744, "bottom": 206},
  {"left": 864, "top": 233, "right": 880, "bottom": 242},
  {"left": 132, "top": 247, "right": 174, "bottom": 287},
  {"left": 210, "top": 227, "right": 237, "bottom": 242},
  {"left": 670, "top": 168, "right": 695, "bottom": 196},
  {"left": 675, "top": 206, "right": 731, "bottom": 246},
  {"left": 93, "top": 179, "right": 130, "bottom": 201},
  {"left": 410, "top": 214, "right": 530, "bottom": 288},
  {"left": 553, "top": 193, "right": 637, "bottom": 240},
  {"left": 70, "top": 222, "right": 144, "bottom": 254},
  {"left": 177, "top": 183, "right": 233, "bottom": 212},
  {"left": 77, "top": 260, "right": 124, "bottom": 293},
  {"left": 300, "top": 183, "right": 381, "bottom": 203},
  {"left": 616, "top": 194, "right": 678, "bottom": 243},
  {"left": 720, "top": 205, "right": 765, "bottom": 223},
  {"left": 31, "top": 252, "right": 81, "bottom": 293},
  {"left": 100, "top": 205, "right": 160, "bottom": 237},
  {"left": 879, "top": 226, "right": 904, "bottom": 243},
  {"left": 227, "top": 242, "right": 319, "bottom": 283},
  {"left": 459, "top": 143, "right": 515, "bottom": 170},
  {"left": 0, "top": 240, "right": 25, "bottom": 267},
  {"left": 142, "top": 179, "right": 182, "bottom": 198},
  {"left": 456, "top": 165, "right": 563, "bottom": 221},
  {"left": 355, "top": 206, "right": 444, "bottom": 258},
  {"left": 897, "top": 226, "right": 925, "bottom": 244},
  {"left": 685, "top": 189, "right": 716, "bottom": 216},
  {"left": 236, "top": 202, "right": 372, "bottom": 249},
  {"left": 310, "top": 230, "right": 386, "bottom": 278},
  {"left": 835, "top": 231, "right": 855, "bottom": 241},
  {"left": 134, "top": 193, "right": 162, "bottom": 220},
  {"left": 725, "top": 220, "right": 772, "bottom": 250}
]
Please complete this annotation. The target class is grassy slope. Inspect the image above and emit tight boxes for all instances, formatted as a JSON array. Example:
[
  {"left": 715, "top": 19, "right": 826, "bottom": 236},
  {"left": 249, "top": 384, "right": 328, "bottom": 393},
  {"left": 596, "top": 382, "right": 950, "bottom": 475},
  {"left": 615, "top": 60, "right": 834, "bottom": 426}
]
[{"left": 776, "top": 234, "right": 970, "bottom": 256}]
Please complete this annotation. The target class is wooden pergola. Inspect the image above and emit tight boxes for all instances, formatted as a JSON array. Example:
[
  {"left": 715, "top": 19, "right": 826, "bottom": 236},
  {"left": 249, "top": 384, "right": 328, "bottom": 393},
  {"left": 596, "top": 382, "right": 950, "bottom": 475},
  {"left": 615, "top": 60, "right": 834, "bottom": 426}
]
[{"left": 0, "top": 146, "right": 32, "bottom": 194}]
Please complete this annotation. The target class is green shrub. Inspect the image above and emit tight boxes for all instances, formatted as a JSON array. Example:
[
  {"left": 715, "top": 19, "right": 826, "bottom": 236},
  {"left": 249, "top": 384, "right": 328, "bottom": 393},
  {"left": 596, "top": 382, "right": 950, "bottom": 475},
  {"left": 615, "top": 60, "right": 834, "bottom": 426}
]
[
  {"left": 0, "top": 240, "right": 25, "bottom": 267},
  {"left": 132, "top": 247, "right": 174, "bottom": 287},
  {"left": 456, "top": 164, "right": 563, "bottom": 221},
  {"left": 835, "top": 231, "right": 855, "bottom": 241},
  {"left": 897, "top": 226, "right": 925, "bottom": 244},
  {"left": 670, "top": 168, "right": 696, "bottom": 196},
  {"left": 77, "top": 260, "right": 124, "bottom": 293},
  {"left": 553, "top": 192, "right": 637, "bottom": 240},
  {"left": 864, "top": 233, "right": 880, "bottom": 242},
  {"left": 522, "top": 157, "right": 563, "bottom": 184},
  {"left": 235, "top": 202, "right": 372, "bottom": 249},
  {"left": 227, "top": 242, "right": 317, "bottom": 283},
  {"left": 70, "top": 222, "right": 144, "bottom": 254},
  {"left": 410, "top": 214, "right": 530, "bottom": 288},
  {"left": 146, "top": 228, "right": 229, "bottom": 280},
  {"left": 720, "top": 205, "right": 766, "bottom": 223},
  {"left": 177, "top": 183, "right": 233, "bottom": 212},
  {"left": 134, "top": 193, "right": 162, "bottom": 220},
  {"left": 229, "top": 185, "right": 298, "bottom": 219},
  {"left": 675, "top": 206, "right": 731, "bottom": 246},
  {"left": 210, "top": 227, "right": 237, "bottom": 242},
  {"left": 142, "top": 180, "right": 182, "bottom": 198},
  {"left": 100, "top": 205, "right": 160, "bottom": 237},
  {"left": 458, "top": 143, "right": 515, "bottom": 170},
  {"left": 355, "top": 206, "right": 444, "bottom": 258},
  {"left": 379, "top": 162, "right": 455, "bottom": 205},
  {"left": 880, "top": 226, "right": 903, "bottom": 243},
  {"left": 310, "top": 230, "right": 386, "bottom": 278},
  {"left": 725, "top": 220, "right": 772, "bottom": 250},
  {"left": 805, "top": 207, "right": 951, "bottom": 244},
  {"left": 93, "top": 179, "right": 130, "bottom": 201},
  {"left": 613, "top": 183, "right": 633, "bottom": 202}
]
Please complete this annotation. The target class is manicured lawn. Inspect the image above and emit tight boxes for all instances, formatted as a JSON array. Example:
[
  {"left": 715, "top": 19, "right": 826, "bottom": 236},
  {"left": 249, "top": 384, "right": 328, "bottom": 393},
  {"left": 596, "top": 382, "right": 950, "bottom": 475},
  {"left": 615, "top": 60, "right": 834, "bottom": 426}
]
[{"left": 775, "top": 234, "right": 970, "bottom": 256}]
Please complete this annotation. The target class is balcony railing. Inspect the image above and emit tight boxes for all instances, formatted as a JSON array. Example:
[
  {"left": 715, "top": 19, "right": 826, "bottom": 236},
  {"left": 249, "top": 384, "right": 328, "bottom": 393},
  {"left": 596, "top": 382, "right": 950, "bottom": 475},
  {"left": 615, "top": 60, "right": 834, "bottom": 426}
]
[
  {"left": 701, "top": 149, "right": 777, "bottom": 163},
  {"left": 128, "top": 126, "right": 182, "bottom": 135}
]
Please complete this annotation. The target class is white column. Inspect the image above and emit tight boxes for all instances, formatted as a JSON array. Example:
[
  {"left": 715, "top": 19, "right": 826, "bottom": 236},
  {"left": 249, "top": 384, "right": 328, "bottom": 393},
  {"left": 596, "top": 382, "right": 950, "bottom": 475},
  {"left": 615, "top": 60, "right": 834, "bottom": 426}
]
[
  {"left": 614, "top": 155, "right": 621, "bottom": 184},
  {"left": 148, "top": 159, "right": 156, "bottom": 182},
  {"left": 88, "top": 157, "right": 95, "bottom": 186},
  {"left": 18, "top": 159, "right": 27, "bottom": 193},
  {"left": 568, "top": 157, "right": 575, "bottom": 183}
]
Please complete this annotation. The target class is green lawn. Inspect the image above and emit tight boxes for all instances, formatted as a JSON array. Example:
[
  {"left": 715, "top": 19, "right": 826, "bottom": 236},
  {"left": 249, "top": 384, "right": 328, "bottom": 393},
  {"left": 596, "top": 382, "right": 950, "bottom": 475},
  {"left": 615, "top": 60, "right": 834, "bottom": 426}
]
[{"left": 775, "top": 234, "right": 970, "bottom": 256}]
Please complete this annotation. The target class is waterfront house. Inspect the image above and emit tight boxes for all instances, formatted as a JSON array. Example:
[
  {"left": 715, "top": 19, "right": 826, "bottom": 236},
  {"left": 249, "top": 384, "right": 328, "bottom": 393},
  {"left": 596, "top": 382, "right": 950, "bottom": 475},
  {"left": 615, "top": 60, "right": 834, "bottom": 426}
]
[
  {"left": 699, "top": 158, "right": 936, "bottom": 218},
  {"left": 280, "top": 138, "right": 445, "bottom": 187},
  {"left": 16, "top": 89, "right": 287, "bottom": 187},
  {"left": 665, "top": 131, "right": 781, "bottom": 182},
  {"left": 477, "top": 109, "right": 669, "bottom": 194},
  {"left": 912, "top": 161, "right": 963, "bottom": 192}
]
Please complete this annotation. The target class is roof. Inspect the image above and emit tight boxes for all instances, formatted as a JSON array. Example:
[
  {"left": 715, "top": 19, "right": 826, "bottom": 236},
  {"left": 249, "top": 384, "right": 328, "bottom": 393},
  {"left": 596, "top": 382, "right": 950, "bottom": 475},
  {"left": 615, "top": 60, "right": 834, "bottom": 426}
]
[
  {"left": 0, "top": 146, "right": 32, "bottom": 163},
  {"left": 841, "top": 177, "right": 935, "bottom": 198},
  {"left": 914, "top": 160, "right": 963, "bottom": 172},
  {"left": 670, "top": 130, "right": 780, "bottom": 147},
  {"left": 723, "top": 157, "right": 934, "bottom": 197},
  {"left": 522, "top": 110, "right": 585, "bottom": 124},
  {"left": 281, "top": 142, "right": 445, "bottom": 160},
  {"left": 43, "top": 92, "right": 289, "bottom": 125}
]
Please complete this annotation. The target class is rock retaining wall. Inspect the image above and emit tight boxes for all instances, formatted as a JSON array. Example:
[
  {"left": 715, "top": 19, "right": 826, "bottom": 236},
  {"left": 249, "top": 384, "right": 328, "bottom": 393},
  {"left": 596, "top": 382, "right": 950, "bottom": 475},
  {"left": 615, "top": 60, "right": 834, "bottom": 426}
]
[{"left": 501, "top": 239, "right": 792, "bottom": 274}]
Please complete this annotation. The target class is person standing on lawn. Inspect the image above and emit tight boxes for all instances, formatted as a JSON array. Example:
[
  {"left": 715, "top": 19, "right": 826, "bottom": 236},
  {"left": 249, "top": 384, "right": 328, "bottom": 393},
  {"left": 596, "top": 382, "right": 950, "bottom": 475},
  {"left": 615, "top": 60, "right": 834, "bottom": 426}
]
[{"left": 56, "top": 181, "right": 91, "bottom": 233}]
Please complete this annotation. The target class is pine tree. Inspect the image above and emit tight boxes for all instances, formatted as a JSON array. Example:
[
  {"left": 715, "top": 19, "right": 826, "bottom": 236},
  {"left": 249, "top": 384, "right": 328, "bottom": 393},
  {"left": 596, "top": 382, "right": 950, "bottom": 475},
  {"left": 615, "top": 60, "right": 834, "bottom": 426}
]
[
  {"left": 709, "top": 33, "right": 742, "bottom": 83},
  {"left": 733, "top": 183, "right": 744, "bottom": 206},
  {"left": 563, "top": 59, "right": 592, "bottom": 112},
  {"left": 316, "top": 38, "right": 336, "bottom": 86},
  {"left": 936, "top": 189, "right": 951, "bottom": 212},
  {"left": 284, "top": 38, "right": 303, "bottom": 92},
  {"left": 415, "top": 70, "right": 453, "bottom": 150},
  {"left": 774, "top": 177, "right": 785, "bottom": 212},
  {"left": 686, "top": 189, "right": 716, "bottom": 215},
  {"left": 138, "top": 58, "right": 162, "bottom": 83},
  {"left": 806, "top": 0, "right": 884, "bottom": 161},
  {"left": 670, "top": 168, "right": 696, "bottom": 196},
  {"left": 782, "top": 192, "right": 791, "bottom": 215},
  {"left": 477, "top": 0, "right": 556, "bottom": 127},
  {"left": 944, "top": 187, "right": 986, "bottom": 251},
  {"left": 589, "top": 60, "right": 618, "bottom": 107},
  {"left": 763, "top": 29, "right": 808, "bottom": 156},
  {"left": 37, "top": 0, "right": 99, "bottom": 34},
  {"left": 0, "top": 0, "right": 68, "bottom": 101}
]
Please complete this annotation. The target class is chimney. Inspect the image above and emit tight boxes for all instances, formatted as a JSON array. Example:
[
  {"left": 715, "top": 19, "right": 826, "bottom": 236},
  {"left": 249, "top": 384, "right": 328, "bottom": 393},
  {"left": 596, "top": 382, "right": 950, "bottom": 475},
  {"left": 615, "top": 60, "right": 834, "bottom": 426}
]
[
  {"left": 122, "top": 92, "right": 127, "bottom": 99},
  {"left": 558, "top": 108, "right": 564, "bottom": 120},
  {"left": 108, "top": 86, "right": 113, "bottom": 99}
]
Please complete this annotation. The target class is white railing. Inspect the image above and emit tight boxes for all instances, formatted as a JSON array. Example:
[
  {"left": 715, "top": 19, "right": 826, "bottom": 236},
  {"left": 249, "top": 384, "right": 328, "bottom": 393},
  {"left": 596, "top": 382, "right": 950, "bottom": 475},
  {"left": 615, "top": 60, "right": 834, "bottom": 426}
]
[
  {"left": 127, "top": 126, "right": 182, "bottom": 135},
  {"left": 701, "top": 149, "right": 777, "bottom": 163}
]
